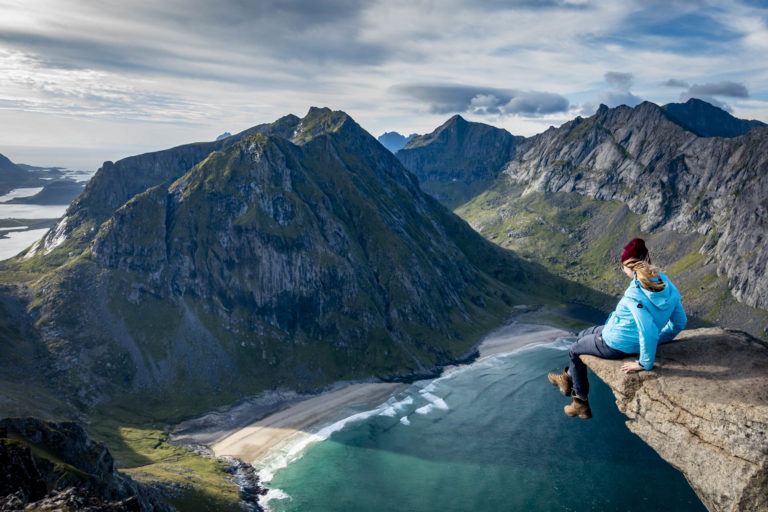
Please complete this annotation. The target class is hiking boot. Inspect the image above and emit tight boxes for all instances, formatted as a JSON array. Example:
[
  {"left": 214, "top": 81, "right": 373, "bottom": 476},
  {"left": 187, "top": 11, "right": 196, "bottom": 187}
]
[
  {"left": 548, "top": 366, "right": 573, "bottom": 397},
  {"left": 564, "top": 395, "right": 592, "bottom": 419}
]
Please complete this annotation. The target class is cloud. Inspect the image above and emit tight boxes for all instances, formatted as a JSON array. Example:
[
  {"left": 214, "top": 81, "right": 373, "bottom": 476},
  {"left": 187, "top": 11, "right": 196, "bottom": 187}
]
[
  {"left": 605, "top": 72, "right": 633, "bottom": 90},
  {"left": 581, "top": 72, "right": 643, "bottom": 114},
  {"left": 664, "top": 78, "right": 690, "bottom": 87},
  {"left": 671, "top": 80, "right": 750, "bottom": 111},
  {"left": 686, "top": 81, "right": 749, "bottom": 98},
  {"left": 0, "top": 0, "right": 391, "bottom": 82},
  {"left": 393, "top": 84, "right": 569, "bottom": 116}
]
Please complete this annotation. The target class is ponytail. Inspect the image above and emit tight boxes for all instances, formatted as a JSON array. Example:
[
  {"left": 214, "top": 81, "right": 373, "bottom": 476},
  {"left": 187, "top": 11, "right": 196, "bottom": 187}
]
[{"left": 623, "top": 258, "right": 666, "bottom": 292}]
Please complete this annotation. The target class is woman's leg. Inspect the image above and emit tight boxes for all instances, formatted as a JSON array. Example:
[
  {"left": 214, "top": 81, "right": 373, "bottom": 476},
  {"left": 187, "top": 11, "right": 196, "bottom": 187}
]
[{"left": 568, "top": 326, "right": 628, "bottom": 399}]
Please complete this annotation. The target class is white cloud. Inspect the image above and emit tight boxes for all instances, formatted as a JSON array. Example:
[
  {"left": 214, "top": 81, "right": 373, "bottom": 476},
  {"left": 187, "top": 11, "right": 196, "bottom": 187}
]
[{"left": 0, "top": 0, "right": 766, "bottom": 161}]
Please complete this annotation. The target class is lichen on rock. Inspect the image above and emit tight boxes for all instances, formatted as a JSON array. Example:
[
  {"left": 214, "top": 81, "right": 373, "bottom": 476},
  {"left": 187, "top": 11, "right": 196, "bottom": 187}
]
[{"left": 581, "top": 327, "right": 768, "bottom": 512}]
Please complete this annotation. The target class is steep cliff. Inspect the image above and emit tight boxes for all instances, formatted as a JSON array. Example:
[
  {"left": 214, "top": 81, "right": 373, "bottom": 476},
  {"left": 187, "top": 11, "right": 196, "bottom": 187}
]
[
  {"left": 581, "top": 328, "right": 768, "bottom": 512},
  {"left": 396, "top": 115, "right": 524, "bottom": 208}
]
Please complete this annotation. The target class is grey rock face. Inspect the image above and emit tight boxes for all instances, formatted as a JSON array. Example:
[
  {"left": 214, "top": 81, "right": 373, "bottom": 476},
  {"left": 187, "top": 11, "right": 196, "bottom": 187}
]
[
  {"left": 581, "top": 328, "right": 768, "bottom": 512},
  {"left": 504, "top": 101, "right": 768, "bottom": 310}
]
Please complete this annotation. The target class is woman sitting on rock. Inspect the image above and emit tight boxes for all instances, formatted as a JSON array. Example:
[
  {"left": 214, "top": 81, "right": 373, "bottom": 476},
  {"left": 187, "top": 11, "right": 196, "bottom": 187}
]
[{"left": 548, "top": 238, "right": 687, "bottom": 419}]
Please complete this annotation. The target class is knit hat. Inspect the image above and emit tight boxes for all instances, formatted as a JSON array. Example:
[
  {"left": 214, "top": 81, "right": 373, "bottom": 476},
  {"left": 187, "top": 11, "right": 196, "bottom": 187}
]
[{"left": 621, "top": 238, "right": 649, "bottom": 263}]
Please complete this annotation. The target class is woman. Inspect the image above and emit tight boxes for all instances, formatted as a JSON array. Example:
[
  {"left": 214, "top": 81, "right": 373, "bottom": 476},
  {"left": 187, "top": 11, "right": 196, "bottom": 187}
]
[{"left": 548, "top": 238, "right": 687, "bottom": 419}]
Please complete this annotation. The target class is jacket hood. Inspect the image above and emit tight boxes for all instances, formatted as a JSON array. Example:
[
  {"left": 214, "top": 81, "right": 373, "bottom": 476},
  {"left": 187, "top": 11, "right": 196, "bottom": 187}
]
[{"left": 624, "top": 272, "right": 678, "bottom": 312}]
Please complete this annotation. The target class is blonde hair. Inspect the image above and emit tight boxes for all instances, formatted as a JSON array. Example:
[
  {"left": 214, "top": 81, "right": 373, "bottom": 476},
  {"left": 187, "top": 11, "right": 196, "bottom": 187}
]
[{"left": 623, "top": 258, "right": 666, "bottom": 292}]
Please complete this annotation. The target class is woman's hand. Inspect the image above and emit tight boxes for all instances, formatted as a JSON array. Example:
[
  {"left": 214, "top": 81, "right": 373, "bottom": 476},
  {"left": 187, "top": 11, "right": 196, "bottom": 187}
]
[{"left": 621, "top": 360, "right": 644, "bottom": 373}]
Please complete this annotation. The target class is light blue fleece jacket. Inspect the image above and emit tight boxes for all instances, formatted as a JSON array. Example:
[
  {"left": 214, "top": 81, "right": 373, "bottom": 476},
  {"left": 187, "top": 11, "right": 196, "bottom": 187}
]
[{"left": 601, "top": 272, "right": 687, "bottom": 370}]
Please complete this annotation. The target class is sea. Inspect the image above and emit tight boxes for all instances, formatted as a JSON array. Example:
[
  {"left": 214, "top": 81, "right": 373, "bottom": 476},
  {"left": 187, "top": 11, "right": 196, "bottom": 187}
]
[{"left": 260, "top": 336, "right": 706, "bottom": 512}]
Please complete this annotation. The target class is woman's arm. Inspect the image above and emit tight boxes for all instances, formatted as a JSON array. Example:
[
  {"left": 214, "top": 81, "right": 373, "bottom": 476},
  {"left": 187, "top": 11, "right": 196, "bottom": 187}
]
[{"left": 629, "top": 301, "right": 660, "bottom": 370}]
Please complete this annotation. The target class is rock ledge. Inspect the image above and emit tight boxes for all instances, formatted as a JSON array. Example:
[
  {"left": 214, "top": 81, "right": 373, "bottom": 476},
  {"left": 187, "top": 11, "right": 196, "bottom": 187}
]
[{"left": 581, "top": 327, "right": 768, "bottom": 512}]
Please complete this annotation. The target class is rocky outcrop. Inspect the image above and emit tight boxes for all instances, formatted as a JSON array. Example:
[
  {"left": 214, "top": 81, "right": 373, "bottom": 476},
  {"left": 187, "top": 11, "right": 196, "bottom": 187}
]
[
  {"left": 0, "top": 417, "right": 168, "bottom": 511},
  {"left": 581, "top": 328, "right": 768, "bottom": 512}
]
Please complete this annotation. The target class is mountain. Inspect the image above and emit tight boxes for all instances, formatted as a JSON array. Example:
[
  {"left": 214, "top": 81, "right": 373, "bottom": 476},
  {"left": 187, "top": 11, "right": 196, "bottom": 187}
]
[
  {"left": 377, "top": 131, "right": 417, "bottom": 153},
  {"left": 396, "top": 115, "right": 525, "bottom": 208},
  {"left": 0, "top": 107, "right": 596, "bottom": 419},
  {"left": 0, "top": 152, "right": 41, "bottom": 195},
  {"left": 662, "top": 98, "right": 767, "bottom": 138},
  {"left": 216, "top": 132, "right": 232, "bottom": 141},
  {"left": 3, "top": 178, "right": 84, "bottom": 205},
  {"left": 456, "top": 101, "right": 768, "bottom": 336}
]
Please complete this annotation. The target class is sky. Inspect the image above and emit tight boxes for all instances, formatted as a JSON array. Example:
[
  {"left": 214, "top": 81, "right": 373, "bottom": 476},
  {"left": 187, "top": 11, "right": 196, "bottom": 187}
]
[{"left": 2, "top": 0, "right": 768, "bottom": 170}]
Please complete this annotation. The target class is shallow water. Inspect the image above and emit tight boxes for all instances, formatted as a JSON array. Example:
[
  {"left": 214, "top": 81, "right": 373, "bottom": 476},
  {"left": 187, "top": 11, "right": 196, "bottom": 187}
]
[
  {"left": 266, "top": 339, "right": 705, "bottom": 512},
  {"left": 0, "top": 228, "right": 48, "bottom": 260}
]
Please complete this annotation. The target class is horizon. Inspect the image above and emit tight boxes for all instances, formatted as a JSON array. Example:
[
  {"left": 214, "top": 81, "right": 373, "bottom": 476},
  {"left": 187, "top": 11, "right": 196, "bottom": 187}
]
[
  {"left": 2, "top": 0, "right": 768, "bottom": 170},
  {"left": 1, "top": 96, "right": 753, "bottom": 172}
]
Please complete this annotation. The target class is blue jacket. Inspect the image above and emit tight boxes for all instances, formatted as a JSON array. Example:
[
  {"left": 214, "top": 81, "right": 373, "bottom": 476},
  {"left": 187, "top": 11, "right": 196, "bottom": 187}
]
[{"left": 601, "top": 273, "right": 687, "bottom": 370}]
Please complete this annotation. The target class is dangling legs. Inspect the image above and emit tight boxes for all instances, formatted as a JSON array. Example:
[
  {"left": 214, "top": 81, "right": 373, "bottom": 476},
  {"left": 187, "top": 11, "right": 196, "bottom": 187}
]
[{"left": 561, "top": 325, "right": 629, "bottom": 419}]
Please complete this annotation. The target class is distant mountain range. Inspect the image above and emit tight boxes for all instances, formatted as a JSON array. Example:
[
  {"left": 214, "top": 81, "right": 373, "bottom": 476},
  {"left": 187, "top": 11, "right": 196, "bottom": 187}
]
[
  {"left": 0, "top": 152, "right": 83, "bottom": 203},
  {"left": 395, "top": 99, "right": 768, "bottom": 337},
  {"left": 662, "top": 98, "right": 766, "bottom": 138},
  {"left": 0, "top": 107, "right": 596, "bottom": 419},
  {"left": 377, "top": 131, "right": 418, "bottom": 153}
]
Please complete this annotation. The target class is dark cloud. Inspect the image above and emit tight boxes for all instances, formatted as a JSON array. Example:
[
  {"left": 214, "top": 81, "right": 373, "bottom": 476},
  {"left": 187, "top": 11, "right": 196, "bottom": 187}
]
[
  {"left": 604, "top": 72, "right": 633, "bottom": 90},
  {"left": 393, "top": 84, "right": 569, "bottom": 116},
  {"left": 687, "top": 81, "right": 749, "bottom": 98},
  {"left": 664, "top": 78, "right": 690, "bottom": 87}
]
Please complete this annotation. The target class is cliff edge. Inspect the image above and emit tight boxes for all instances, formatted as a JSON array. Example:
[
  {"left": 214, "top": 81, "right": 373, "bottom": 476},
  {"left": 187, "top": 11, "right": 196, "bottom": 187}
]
[{"left": 581, "top": 328, "right": 768, "bottom": 512}]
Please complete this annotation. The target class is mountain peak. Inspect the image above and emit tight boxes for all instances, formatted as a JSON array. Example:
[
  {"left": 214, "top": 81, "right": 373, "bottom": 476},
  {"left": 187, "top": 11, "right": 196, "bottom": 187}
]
[
  {"left": 662, "top": 97, "right": 767, "bottom": 138},
  {"left": 290, "top": 107, "right": 355, "bottom": 145}
]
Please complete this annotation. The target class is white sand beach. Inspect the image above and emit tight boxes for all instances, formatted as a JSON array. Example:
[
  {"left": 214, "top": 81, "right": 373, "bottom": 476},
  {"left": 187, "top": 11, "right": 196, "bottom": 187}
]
[{"left": 182, "top": 322, "right": 571, "bottom": 469}]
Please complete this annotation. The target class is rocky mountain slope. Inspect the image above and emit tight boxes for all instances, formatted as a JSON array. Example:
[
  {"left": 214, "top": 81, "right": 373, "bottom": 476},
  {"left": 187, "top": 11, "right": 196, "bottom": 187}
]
[
  {"left": 662, "top": 98, "right": 767, "bottom": 138},
  {"left": 396, "top": 115, "right": 524, "bottom": 208},
  {"left": 501, "top": 101, "right": 768, "bottom": 311},
  {"left": 582, "top": 328, "right": 768, "bottom": 512},
  {"left": 0, "top": 417, "right": 168, "bottom": 511},
  {"left": 442, "top": 101, "right": 768, "bottom": 337},
  {"left": 0, "top": 108, "right": 598, "bottom": 420}
]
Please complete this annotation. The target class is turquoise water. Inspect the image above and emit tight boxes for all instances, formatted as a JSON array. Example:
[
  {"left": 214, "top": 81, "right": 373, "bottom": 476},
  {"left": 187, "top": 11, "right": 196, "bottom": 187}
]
[{"left": 266, "top": 338, "right": 706, "bottom": 512}]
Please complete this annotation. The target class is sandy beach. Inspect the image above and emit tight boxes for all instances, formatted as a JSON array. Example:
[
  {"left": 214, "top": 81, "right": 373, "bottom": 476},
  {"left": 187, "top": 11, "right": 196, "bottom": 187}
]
[
  {"left": 210, "top": 382, "right": 406, "bottom": 462},
  {"left": 172, "top": 322, "right": 571, "bottom": 473}
]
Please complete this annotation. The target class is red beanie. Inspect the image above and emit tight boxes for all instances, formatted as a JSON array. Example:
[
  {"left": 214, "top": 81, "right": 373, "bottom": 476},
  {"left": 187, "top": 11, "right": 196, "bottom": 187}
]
[{"left": 621, "top": 238, "right": 649, "bottom": 263}]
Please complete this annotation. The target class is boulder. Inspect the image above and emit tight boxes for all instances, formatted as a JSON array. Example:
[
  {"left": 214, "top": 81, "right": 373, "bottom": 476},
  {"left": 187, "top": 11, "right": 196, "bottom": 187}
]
[{"left": 581, "top": 327, "right": 768, "bottom": 512}]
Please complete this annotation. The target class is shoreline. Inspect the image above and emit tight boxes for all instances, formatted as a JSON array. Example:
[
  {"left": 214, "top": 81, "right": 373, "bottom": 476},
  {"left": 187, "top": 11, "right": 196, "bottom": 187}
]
[
  {"left": 171, "top": 321, "right": 571, "bottom": 460},
  {"left": 170, "top": 321, "right": 571, "bottom": 507}
]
